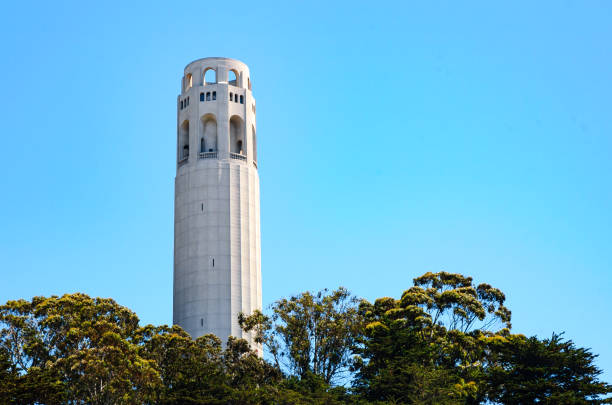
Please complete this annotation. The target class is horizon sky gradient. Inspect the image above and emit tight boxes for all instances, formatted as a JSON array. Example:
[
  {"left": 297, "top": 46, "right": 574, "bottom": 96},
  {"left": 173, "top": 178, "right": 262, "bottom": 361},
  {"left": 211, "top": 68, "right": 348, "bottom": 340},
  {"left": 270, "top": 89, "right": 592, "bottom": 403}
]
[{"left": 1, "top": 1, "right": 611, "bottom": 381}]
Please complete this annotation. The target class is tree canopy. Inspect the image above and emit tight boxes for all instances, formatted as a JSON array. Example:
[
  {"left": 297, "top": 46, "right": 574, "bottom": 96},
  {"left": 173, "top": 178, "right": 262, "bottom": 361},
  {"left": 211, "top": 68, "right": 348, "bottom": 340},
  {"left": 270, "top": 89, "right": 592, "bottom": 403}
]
[
  {"left": 1, "top": 272, "right": 610, "bottom": 404},
  {"left": 239, "top": 287, "right": 363, "bottom": 385}
]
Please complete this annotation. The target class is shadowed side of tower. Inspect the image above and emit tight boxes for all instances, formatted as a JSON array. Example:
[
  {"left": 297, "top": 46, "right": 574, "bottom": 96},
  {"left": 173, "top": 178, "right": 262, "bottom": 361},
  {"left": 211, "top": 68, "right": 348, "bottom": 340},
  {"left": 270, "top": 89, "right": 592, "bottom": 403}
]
[{"left": 173, "top": 57, "right": 261, "bottom": 353}]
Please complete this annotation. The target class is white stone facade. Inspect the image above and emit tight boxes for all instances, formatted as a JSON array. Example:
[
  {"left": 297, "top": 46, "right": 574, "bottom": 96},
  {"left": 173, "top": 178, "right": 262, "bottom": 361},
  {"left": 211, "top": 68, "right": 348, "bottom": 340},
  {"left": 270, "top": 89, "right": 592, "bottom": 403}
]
[{"left": 173, "top": 57, "right": 261, "bottom": 351}]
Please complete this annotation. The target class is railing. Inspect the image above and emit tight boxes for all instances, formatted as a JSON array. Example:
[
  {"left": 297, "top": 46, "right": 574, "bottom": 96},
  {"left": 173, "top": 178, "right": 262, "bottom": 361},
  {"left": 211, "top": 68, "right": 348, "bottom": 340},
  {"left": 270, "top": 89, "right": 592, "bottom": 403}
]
[
  {"left": 199, "top": 152, "right": 218, "bottom": 159},
  {"left": 252, "top": 161, "right": 258, "bottom": 169},
  {"left": 230, "top": 153, "right": 246, "bottom": 162}
]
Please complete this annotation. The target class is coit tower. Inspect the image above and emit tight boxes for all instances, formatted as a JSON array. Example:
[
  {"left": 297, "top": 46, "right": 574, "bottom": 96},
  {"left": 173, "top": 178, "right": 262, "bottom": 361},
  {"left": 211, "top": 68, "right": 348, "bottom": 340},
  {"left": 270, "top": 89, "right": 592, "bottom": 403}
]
[{"left": 173, "top": 57, "right": 261, "bottom": 349}]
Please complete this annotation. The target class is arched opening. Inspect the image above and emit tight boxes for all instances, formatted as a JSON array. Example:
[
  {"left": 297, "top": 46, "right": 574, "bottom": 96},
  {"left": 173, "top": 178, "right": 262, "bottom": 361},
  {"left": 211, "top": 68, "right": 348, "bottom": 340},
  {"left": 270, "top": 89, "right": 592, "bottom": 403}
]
[
  {"left": 204, "top": 68, "right": 216, "bottom": 84},
  {"left": 252, "top": 125, "right": 257, "bottom": 162},
  {"left": 179, "top": 120, "right": 189, "bottom": 161},
  {"left": 228, "top": 69, "right": 238, "bottom": 86},
  {"left": 184, "top": 73, "right": 193, "bottom": 91},
  {"left": 200, "top": 114, "right": 218, "bottom": 154},
  {"left": 229, "top": 115, "right": 245, "bottom": 155}
]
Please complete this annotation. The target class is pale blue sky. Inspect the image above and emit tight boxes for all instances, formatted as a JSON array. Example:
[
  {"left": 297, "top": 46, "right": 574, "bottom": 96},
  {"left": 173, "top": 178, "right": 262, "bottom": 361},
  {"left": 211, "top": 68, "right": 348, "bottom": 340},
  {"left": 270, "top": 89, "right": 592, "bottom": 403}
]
[{"left": 1, "top": 1, "right": 611, "bottom": 380}]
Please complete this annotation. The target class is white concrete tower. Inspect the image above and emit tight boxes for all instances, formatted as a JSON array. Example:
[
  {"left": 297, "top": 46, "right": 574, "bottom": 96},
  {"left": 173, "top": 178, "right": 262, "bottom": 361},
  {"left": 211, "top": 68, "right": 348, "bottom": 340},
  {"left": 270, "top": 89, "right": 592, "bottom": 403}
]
[{"left": 173, "top": 57, "right": 261, "bottom": 349}]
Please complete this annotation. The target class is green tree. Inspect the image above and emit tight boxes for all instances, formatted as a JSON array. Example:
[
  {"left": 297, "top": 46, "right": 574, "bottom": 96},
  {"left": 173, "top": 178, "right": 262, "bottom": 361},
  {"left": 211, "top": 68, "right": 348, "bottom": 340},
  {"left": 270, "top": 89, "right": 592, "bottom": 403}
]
[
  {"left": 0, "top": 348, "right": 17, "bottom": 405},
  {"left": 0, "top": 293, "right": 159, "bottom": 405},
  {"left": 2, "top": 280, "right": 610, "bottom": 405},
  {"left": 354, "top": 272, "right": 511, "bottom": 404},
  {"left": 485, "top": 333, "right": 612, "bottom": 404},
  {"left": 239, "top": 287, "right": 363, "bottom": 385},
  {"left": 136, "top": 324, "right": 290, "bottom": 405},
  {"left": 135, "top": 325, "right": 231, "bottom": 404}
]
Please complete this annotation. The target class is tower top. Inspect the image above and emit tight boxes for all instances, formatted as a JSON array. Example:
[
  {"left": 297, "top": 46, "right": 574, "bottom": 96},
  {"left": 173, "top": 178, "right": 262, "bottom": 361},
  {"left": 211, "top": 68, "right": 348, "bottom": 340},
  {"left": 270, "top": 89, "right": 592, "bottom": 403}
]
[
  {"left": 184, "top": 56, "right": 249, "bottom": 70},
  {"left": 181, "top": 57, "right": 250, "bottom": 91}
]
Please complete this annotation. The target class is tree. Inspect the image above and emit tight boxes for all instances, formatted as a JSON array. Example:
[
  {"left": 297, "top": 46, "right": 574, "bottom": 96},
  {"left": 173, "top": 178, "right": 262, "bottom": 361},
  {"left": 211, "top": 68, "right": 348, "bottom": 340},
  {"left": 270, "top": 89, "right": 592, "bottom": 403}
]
[
  {"left": 354, "top": 272, "right": 511, "bottom": 404},
  {"left": 137, "top": 325, "right": 233, "bottom": 404},
  {"left": 485, "top": 333, "right": 612, "bottom": 404},
  {"left": 0, "top": 294, "right": 159, "bottom": 405},
  {"left": 239, "top": 287, "right": 363, "bottom": 385},
  {"left": 136, "top": 324, "right": 290, "bottom": 405},
  {"left": 0, "top": 348, "right": 17, "bottom": 405},
  {"left": 405, "top": 271, "right": 511, "bottom": 334},
  {"left": 2, "top": 279, "right": 611, "bottom": 404}
]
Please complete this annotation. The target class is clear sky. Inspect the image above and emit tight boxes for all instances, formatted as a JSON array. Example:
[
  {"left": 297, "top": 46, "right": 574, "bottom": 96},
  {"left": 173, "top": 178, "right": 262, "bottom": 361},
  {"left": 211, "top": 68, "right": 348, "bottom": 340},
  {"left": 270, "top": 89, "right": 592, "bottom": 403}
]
[{"left": 1, "top": 0, "right": 611, "bottom": 381}]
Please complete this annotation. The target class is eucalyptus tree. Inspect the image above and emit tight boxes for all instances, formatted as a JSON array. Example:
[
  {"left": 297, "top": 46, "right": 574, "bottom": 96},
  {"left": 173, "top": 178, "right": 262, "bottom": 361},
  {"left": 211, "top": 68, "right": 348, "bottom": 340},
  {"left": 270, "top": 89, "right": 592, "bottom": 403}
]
[
  {"left": 239, "top": 287, "right": 363, "bottom": 385},
  {"left": 0, "top": 294, "right": 159, "bottom": 405},
  {"left": 354, "top": 271, "right": 511, "bottom": 404}
]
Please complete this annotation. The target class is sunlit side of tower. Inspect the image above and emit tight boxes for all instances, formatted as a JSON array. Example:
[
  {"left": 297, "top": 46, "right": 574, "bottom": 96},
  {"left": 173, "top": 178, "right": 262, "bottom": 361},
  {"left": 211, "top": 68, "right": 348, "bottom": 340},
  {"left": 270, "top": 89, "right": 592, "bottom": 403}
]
[{"left": 173, "top": 57, "right": 261, "bottom": 351}]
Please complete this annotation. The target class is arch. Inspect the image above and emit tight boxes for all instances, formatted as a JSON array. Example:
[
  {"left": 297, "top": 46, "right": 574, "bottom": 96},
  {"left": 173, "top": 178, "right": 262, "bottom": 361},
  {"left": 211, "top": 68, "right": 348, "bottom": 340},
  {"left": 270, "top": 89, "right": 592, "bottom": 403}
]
[
  {"left": 200, "top": 114, "right": 218, "bottom": 153},
  {"left": 229, "top": 115, "right": 245, "bottom": 155},
  {"left": 179, "top": 120, "right": 189, "bottom": 160},
  {"left": 228, "top": 69, "right": 238, "bottom": 86},
  {"left": 203, "top": 68, "right": 216, "bottom": 84},
  {"left": 252, "top": 125, "right": 257, "bottom": 162},
  {"left": 184, "top": 73, "right": 193, "bottom": 91}
]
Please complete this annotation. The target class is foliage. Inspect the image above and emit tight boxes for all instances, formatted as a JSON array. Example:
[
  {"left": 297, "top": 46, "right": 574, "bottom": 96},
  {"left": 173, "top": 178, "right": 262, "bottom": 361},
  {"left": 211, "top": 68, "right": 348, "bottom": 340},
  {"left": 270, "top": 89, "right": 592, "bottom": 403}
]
[
  {"left": 405, "top": 271, "right": 511, "bottom": 334},
  {"left": 352, "top": 271, "right": 507, "bottom": 403},
  {"left": 0, "top": 348, "right": 17, "bottom": 404},
  {"left": 352, "top": 272, "right": 612, "bottom": 404},
  {"left": 0, "top": 293, "right": 157, "bottom": 405},
  {"left": 1, "top": 273, "right": 610, "bottom": 404},
  {"left": 484, "top": 332, "right": 612, "bottom": 404},
  {"left": 239, "top": 287, "right": 363, "bottom": 385}
]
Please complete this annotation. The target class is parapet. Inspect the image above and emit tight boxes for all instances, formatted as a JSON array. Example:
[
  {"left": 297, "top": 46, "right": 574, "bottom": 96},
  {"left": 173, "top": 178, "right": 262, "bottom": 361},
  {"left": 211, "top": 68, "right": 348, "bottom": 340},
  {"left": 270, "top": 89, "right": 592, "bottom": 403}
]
[{"left": 181, "top": 57, "right": 252, "bottom": 93}]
